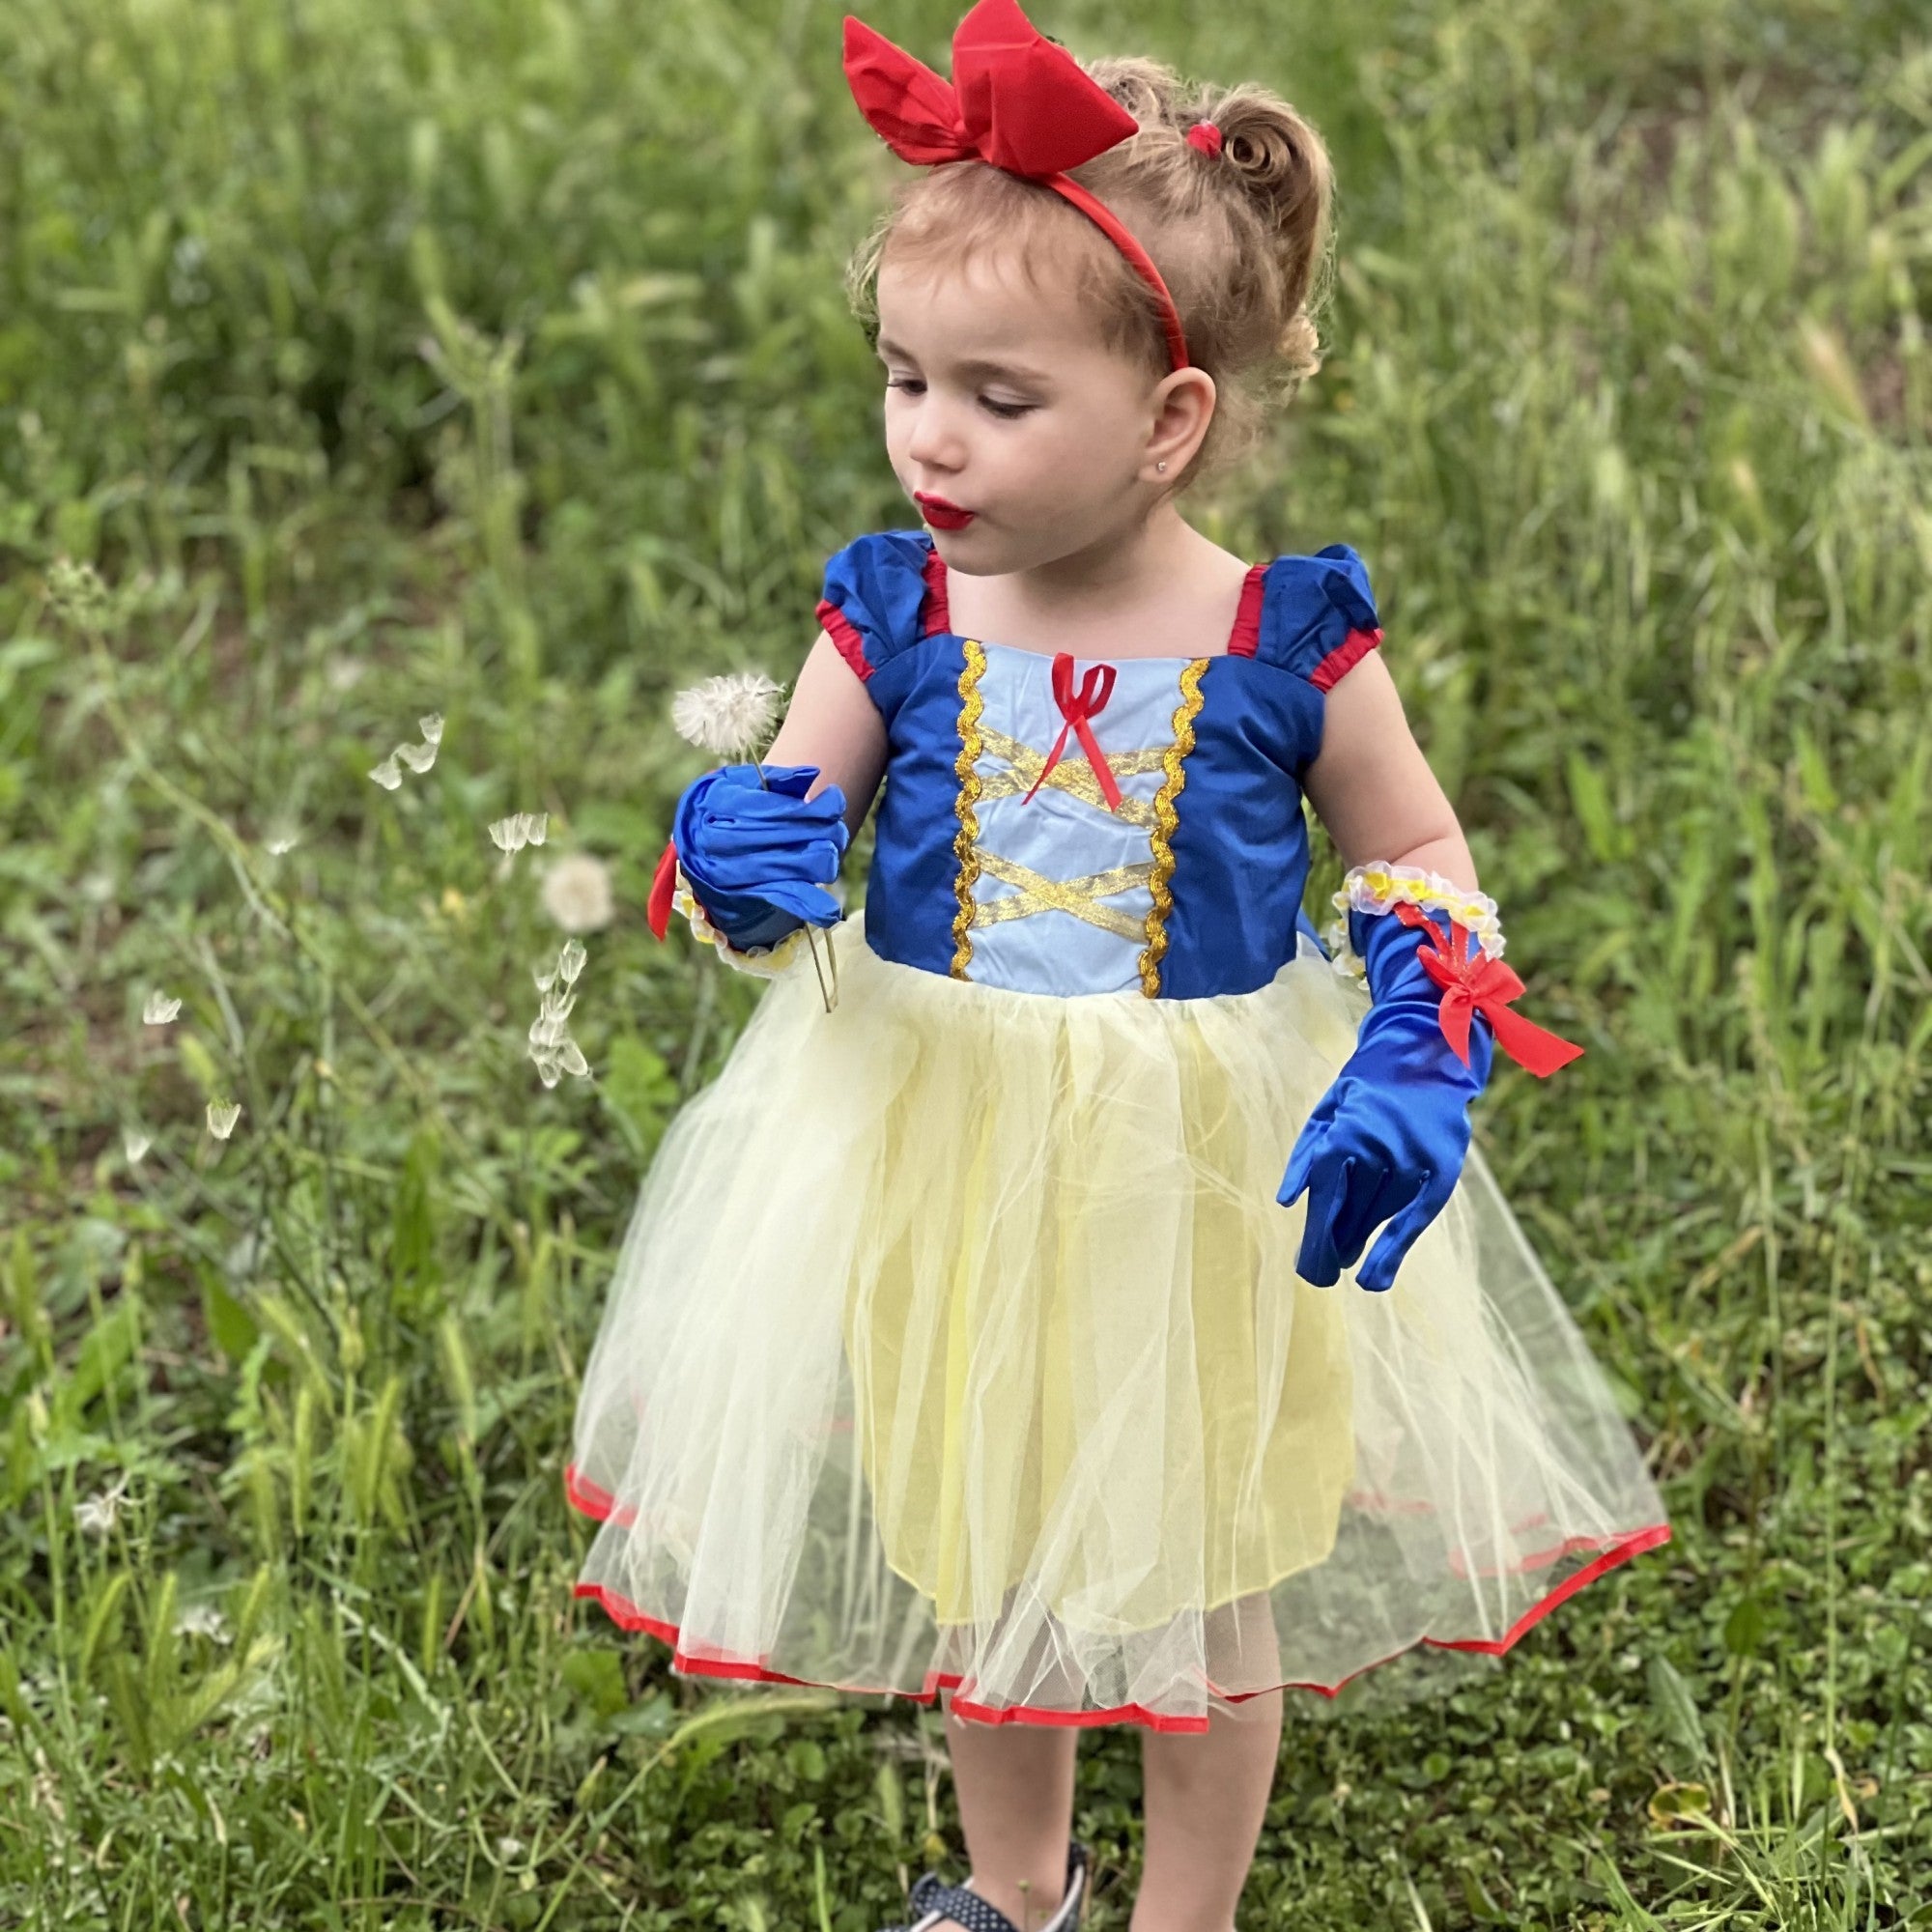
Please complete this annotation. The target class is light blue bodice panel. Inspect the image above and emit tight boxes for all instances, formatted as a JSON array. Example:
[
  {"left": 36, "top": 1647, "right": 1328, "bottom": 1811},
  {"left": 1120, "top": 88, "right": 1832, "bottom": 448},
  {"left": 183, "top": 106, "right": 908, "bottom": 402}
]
[{"left": 814, "top": 528, "right": 1384, "bottom": 999}]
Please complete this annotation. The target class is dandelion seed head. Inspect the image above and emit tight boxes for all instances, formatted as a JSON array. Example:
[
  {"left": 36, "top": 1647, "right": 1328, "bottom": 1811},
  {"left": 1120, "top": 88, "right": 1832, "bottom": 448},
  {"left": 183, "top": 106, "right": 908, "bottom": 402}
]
[
  {"left": 207, "top": 1100, "right": 242, "bottom": 1140},
  {"left": 539, "top": 852, "right": 613, "bottom": 934},
  {"left": 143, "top": 992, "right": 183, "bottom": 1025},
  {"left": 75, "top": 1478, "right": 129, "bottom": 1538},
  {"left": 670, "top": 671, "right": 783, "bottom": 757},
  {"left": 175, "top": 1604, "right": 232, "bottom": 1644}
]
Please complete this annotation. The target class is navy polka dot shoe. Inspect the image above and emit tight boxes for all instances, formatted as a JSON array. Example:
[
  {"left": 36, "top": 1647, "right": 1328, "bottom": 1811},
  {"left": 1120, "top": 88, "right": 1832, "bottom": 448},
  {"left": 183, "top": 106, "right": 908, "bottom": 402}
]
[{"left": 886, "top": 1839, "right": 1091, "bottom": 1932}]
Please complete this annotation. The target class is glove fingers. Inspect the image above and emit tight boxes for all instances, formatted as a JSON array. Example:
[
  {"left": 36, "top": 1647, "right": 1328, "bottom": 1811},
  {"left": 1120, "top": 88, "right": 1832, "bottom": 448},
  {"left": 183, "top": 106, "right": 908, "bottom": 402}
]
[
  {"left": 692, "top": 828, "right": 846, "bottom": 873},
  {"left": 1354, "top": 1177, "right": 1449, "bottom": 1293},
  {"left": 756, "top": 879, "right": 843, "bottom": 925},
  {"left": 1294, "top": 1153, "right": 1357, "bottom": 1287},
  {"left": 1276, "top": 1121, "right": 1327, "bottom": 1208},
  {"left": 1325, "top": 1154, "right": 1403, "bottom": 1276}
]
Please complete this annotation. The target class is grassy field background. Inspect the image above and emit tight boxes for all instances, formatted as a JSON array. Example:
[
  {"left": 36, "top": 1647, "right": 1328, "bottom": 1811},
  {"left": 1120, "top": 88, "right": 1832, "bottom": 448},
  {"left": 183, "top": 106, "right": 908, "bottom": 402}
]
[{"left": 4, "top": 0, "right": 1929, "bottom": 1924}]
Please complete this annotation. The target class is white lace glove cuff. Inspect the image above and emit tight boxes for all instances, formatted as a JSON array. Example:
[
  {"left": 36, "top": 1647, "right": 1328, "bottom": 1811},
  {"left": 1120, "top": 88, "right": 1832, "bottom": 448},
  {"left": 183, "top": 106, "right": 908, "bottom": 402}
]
[
  {"left": 671, "top": 866, "right": 818, "bottom": 980},
  {"left": 1321, "top": 861, "right": 1506, "bottom": 977}
]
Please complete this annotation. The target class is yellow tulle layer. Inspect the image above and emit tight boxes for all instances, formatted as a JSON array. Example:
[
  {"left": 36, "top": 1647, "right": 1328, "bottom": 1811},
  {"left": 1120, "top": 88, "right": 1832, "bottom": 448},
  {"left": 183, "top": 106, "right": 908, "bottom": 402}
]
[{"left": 570, "top": 913, "right": 1667, "bottom": 1728}]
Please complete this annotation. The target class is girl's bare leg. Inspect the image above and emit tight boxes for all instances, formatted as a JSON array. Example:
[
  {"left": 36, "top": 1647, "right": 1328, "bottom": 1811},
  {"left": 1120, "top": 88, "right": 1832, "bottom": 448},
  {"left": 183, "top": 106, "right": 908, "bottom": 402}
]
[
  {"left": 942, "top": 1689, "right": 1081, "bottom": 1929},
  {"left": 1130, "top": 1687, "right": 1283, "bottom": 1932}
]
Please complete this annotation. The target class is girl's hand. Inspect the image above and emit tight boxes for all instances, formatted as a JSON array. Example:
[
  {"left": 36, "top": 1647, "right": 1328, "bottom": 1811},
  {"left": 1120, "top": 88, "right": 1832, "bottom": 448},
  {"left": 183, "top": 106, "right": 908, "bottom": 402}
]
[
  {"left": 672, "top": 762, "right": 850, "bottom": 950},
  {"left": 1276, "top": 906, "right": 1494, "bottom": 1292}
]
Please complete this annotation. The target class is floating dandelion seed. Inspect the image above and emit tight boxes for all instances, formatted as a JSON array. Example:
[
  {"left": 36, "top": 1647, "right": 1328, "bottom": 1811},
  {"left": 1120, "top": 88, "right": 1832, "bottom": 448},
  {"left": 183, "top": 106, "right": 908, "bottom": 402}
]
[
  {"left": 123, "top": 1129, "right": 151, "bottom": 1164},
  {"left": 174, "top": 1603, "right": 232, "bottom": 1644},
  {"left": 264, "top": 830, "right": 298, "bottom": 856},
  {"left": 207, "top": 1100, "right": 242, "bottom": 1140},
  {"left": 368, "top": 754, "right": 403, "bottom": 790},
  {"left": 520, "top": 811, "right": 548, "bottom": 846},
  {"left": 540, "top": 852, "right": 613, "bottom": 934},
  {"left": 418, "top": 713, "right": 444, "bottom": 746},
  {"left": 143, "top": 992, "right": 182, "bottom": 1024},
  {"left": 527, "top": 939, "right": 594, "bottom": 1087},
  {"left": 488, "top": 815, "right": 526, "bottom": 855},
  {"left": 394, "top": 740, "right": 438, "bottom": 775},
  {"left": 75, "top": 1478, "right": 129, "bottom": 1539},
  {"left": 671, "top": 671, "right": 784, "bottom": 758}
]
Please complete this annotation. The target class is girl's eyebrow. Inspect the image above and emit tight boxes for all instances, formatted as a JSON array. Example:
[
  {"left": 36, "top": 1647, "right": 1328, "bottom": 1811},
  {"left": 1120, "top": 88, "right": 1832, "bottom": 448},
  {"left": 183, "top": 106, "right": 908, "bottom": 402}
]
[{"left": 875, "top": 336, "right": 1051, "bottom": 384}]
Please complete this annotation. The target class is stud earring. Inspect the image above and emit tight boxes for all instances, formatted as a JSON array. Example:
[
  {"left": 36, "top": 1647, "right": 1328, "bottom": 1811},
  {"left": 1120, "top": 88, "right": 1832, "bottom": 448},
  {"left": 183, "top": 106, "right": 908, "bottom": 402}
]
[{"left": 1156, "top": 460, "right": 1168, "bottom": 472}]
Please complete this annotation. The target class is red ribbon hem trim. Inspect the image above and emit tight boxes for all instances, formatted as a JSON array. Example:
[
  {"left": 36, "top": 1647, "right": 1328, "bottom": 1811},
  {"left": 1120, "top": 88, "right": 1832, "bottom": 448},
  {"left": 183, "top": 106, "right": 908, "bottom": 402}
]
[{"left": 564, "top": 1466, "right": 1670, "bottom": 1733}]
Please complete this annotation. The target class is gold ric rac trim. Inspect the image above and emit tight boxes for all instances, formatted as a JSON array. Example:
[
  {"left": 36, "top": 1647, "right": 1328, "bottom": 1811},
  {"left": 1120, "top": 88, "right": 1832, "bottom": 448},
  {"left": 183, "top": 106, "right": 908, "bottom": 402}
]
[
  {"left": 1137, "top": 657, "right": 1209, "bottom": 998},
  {"left": 949, "top": 639, "right": 988, "bottom": 978}
]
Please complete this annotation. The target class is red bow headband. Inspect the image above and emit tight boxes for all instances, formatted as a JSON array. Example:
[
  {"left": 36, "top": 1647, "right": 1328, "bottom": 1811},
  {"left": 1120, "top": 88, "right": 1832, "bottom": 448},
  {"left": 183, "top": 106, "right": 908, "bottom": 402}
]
[{"left": 842, "top": 0, "right": 1193, "bottom": 371}]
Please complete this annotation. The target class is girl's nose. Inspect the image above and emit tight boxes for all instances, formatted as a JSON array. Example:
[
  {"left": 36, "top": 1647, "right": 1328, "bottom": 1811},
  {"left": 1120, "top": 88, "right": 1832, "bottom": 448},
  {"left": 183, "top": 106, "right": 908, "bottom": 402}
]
[{"left": 904, "top": 397, "right": 964, "bottom": 470}]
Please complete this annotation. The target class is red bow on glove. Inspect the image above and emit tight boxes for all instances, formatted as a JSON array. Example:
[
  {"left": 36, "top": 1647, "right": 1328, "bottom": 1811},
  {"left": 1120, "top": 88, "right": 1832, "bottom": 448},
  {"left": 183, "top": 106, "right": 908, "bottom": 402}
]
[
  {"left": 1393, "top": 900, "right": 1585, "bottom": 1078},
  {"left": 1021, "top": 653, "right": 1124, "bottom": 810},
  {"left": 842, "top": 0, "right": 1191, "bottom": 371}
]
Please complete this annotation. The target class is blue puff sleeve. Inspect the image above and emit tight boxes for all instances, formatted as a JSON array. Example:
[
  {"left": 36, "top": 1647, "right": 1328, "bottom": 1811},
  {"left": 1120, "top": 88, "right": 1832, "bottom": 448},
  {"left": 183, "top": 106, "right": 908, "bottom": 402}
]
[
  {"left": 1258, "top": 544, "right": 1384, "bottom": 691},
  {"left": 814, "top": 528, "right": 935, "bottom": 686}
]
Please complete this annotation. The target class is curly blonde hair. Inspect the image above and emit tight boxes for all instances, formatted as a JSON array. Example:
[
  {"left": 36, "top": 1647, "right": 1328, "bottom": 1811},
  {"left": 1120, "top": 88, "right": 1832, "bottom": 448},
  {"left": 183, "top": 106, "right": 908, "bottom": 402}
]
[{"left": 844, "top": 50, "right": 1337, "bottom": 491}]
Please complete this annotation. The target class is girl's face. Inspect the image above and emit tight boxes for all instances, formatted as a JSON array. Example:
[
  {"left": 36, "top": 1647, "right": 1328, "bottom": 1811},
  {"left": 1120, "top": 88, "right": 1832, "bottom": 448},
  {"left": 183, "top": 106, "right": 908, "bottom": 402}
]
[{"left": 875, "top": 252, "right": 1208, "bottom": 576}]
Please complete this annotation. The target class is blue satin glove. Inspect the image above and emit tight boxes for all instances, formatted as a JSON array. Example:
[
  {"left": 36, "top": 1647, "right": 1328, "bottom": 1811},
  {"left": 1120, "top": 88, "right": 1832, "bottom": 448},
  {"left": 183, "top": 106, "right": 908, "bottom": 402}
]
[
  {"left": 1277, "top": 905, "right": 1495, "bottom": 1293},
  {"left": 671, "top": 762, "right": 849, "bottom": 951}
]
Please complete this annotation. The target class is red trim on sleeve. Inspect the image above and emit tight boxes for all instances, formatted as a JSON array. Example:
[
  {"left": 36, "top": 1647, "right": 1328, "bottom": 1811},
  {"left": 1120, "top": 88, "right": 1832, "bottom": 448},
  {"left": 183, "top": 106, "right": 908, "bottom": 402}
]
[
  {"left": 1225, "top": 562, "right": 1267, "bottom": 657},
  {"left": 922, "top": 543, "right": 952, "bottom": 635},
  {"left": 1310, "top": 625, "right": 1383, "bottom": 692},
  {"left": 814, "top": 597, "right": 874, "bottom": 682}
]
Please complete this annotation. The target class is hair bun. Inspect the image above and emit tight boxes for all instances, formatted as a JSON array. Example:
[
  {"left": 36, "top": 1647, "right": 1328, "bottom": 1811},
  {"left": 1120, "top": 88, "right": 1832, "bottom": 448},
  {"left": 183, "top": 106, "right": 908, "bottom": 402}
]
[{"left": 1211, "top": 91, "right": 1331, "bottom": 241}]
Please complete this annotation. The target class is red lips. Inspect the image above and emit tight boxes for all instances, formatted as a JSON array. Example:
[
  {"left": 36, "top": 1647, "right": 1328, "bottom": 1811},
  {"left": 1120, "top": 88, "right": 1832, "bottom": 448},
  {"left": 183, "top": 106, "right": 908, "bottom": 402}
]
[{"left": 915, "top": 492, "right": 977, "bottom": 529}]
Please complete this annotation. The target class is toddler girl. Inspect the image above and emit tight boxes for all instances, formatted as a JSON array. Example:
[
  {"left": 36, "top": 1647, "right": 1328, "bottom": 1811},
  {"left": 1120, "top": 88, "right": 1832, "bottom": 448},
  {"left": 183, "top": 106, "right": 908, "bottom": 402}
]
[{"left": 569, "top": 5, "right": 1669, "bottom": 1926}]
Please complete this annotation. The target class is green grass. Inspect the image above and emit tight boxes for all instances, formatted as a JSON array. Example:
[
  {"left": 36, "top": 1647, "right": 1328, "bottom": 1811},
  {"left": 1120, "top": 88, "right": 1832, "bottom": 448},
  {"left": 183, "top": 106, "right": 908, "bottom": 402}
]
[{"left": 3, "top": 0, "right": 1928, "bottom": 1924}]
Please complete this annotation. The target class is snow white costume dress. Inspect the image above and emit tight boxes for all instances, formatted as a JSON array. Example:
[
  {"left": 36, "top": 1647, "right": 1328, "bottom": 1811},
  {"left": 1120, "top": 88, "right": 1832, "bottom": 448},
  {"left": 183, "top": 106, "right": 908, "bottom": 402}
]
[
  {"left": 566, "top": 523, "right": 1671, "bottom": 1733},
  {"left": 566, "top": 0, "right": 1668, "bottom": 1745}
]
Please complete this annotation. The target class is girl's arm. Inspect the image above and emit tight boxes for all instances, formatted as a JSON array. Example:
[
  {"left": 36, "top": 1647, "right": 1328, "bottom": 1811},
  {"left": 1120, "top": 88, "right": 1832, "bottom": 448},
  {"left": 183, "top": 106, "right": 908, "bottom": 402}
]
[
  {"left": 1299, "top": 653, "right": 1475, "bottom": 889},
  {"left": 765, "top": 632, "right": 890, "bottom": 838}
]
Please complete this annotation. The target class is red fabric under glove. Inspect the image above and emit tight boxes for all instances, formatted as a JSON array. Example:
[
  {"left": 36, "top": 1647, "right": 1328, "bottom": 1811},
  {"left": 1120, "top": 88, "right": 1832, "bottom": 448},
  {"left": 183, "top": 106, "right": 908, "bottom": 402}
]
[{"left": 646, "top": 837, "right": 679, "bottom": 941}]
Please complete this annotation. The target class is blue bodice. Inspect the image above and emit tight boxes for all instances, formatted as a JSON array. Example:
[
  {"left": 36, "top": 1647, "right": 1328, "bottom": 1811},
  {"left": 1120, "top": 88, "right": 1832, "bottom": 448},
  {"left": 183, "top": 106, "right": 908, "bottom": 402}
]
[{"left": 815, "top": 528, "right": 1383, "bottom": 1000}]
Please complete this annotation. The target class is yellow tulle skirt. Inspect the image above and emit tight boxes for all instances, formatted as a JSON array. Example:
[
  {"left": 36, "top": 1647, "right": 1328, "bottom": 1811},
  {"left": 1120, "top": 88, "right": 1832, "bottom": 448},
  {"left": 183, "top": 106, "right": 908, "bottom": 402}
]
[{"left": 568, "top": 912, "right": 1668, "bottom": 1733}]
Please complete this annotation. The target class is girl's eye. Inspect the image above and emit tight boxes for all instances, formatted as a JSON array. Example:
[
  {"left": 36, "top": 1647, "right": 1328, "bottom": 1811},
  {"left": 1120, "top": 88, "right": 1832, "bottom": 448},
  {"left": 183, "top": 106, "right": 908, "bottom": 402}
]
[{"left": 886, "top": 378, "right": 1035, "bottom": 420}]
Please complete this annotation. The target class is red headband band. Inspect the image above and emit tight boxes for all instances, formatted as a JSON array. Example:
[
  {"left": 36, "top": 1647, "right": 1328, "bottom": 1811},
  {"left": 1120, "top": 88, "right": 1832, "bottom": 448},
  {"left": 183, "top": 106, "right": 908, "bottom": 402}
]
[{"left": 842, "top": 0, "right": 1191, "bottom": 372}]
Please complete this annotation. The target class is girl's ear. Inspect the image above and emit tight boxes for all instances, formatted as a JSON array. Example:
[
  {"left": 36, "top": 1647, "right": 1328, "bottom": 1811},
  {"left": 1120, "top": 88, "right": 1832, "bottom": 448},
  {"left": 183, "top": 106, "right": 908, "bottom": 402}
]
[{"left": 1145, "top": 366, "right": 1217, "bottom": 481}]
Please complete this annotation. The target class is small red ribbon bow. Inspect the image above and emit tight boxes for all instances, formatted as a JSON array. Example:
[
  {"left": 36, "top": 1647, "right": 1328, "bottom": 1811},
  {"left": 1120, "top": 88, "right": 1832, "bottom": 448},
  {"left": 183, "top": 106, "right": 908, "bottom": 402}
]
[
  {"left": 1392, "top": 900, "right": 1585, "bottom": 1078},
  {"left": 842, "top": 0, "right": 1191, "bottom": 371},
  {"left": 1022, "top": 653, "right": 1124, "bottom": 811},
  {"left": 1184, "top": 121, "right": 1223, "bottom": 158}
]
